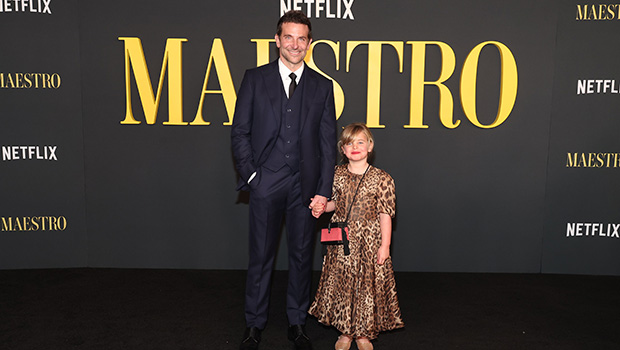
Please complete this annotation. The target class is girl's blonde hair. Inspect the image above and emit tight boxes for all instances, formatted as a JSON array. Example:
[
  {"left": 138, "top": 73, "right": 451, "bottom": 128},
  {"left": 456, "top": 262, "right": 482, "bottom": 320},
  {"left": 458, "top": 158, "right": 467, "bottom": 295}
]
[{"left": 338, "top": 123, "right": 374, "bottom": 162}]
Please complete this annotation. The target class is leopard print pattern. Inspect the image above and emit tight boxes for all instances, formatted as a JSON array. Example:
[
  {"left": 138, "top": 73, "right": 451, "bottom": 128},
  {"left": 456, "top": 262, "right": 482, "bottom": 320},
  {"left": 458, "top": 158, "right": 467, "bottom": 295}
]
[{"left": 309, "top": 165, "right": 404, "bottom": 339}]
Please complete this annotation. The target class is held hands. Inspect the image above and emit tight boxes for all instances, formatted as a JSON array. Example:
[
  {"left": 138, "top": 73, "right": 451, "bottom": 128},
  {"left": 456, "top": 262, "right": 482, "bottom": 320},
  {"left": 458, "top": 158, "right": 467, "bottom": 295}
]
[
  {"left": 377, "top": 245, "right": 390, "bottom": 265},
  {"left": 311, "top": 203, "right": 325, "bottom": 218},
  {"left": 309, "top": 195, "right": 328, "bottom": 218}
]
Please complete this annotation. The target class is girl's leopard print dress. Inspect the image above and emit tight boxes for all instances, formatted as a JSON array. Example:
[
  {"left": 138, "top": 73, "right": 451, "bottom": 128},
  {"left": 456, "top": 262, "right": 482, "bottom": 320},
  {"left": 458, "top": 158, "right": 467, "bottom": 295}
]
[{"left": 309, "top": 165, "right": 404, "bottom": 339}]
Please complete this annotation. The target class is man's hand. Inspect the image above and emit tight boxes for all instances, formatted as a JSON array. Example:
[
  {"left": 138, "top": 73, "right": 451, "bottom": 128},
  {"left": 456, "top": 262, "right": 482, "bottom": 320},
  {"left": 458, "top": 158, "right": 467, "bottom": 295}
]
[
  {"left": 310, "top": 202, "right": 325, "bottom": 218},
  {"left": 309, "top": 195, "right": 328, "bottom": 218}
]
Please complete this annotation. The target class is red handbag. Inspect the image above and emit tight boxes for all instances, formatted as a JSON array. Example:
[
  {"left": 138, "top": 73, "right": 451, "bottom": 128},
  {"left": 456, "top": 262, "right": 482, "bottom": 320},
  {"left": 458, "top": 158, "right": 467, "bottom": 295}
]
[{"left": 321, "top": 222, "right": 350, "bottom": 254}]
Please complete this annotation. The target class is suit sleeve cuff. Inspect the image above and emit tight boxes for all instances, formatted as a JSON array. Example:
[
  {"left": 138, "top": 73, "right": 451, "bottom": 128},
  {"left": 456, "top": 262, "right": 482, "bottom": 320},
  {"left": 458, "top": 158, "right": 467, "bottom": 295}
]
[{"left": 247, "top": 171, "right": 257, "bottom": 184}]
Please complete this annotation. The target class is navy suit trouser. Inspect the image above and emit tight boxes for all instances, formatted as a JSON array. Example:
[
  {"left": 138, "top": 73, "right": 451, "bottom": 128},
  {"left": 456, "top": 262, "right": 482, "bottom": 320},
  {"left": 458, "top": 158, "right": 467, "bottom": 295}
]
[{"left": 245, "top": 165, "right": 315, "bottom": 329}]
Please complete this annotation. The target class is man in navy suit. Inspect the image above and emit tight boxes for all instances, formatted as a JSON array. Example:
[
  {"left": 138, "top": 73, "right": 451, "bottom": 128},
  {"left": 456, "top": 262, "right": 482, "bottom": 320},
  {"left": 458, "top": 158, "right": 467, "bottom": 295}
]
[{"left": 231, "top": 10, "right": 337, "bottom": 350}]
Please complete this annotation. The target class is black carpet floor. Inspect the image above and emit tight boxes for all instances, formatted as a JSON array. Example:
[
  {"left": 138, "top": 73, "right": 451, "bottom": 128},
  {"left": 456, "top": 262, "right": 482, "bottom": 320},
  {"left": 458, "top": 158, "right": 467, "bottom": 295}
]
[{"left": 1, "top": 269, "right": 619, "bottom": 349}]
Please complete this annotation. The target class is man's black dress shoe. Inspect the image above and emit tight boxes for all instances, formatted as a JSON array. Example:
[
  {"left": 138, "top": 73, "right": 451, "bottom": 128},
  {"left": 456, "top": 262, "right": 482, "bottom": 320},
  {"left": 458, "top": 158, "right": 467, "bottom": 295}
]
[
  {"left": 239, "top": 327, "right": 261, "bottom": 350},
  {"left": 288, "top": 324, "right": 312, "bottom": 350}
]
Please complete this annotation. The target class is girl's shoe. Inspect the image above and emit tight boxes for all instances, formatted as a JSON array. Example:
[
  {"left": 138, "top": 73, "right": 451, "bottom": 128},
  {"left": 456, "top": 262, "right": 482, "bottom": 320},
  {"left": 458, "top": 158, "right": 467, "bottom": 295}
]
[
  {"left": 335, "top": 335, "right": 352, "bottom": 350},
  {"left": 355, "top": 337, "right": 373, "bottom": 350}
]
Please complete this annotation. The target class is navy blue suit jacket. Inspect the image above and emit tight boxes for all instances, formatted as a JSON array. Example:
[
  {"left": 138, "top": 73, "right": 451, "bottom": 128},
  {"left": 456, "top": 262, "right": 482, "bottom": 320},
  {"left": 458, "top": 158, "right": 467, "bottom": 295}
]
[{"left": 231, "top": 60, "right": 337, "bottom": 205}]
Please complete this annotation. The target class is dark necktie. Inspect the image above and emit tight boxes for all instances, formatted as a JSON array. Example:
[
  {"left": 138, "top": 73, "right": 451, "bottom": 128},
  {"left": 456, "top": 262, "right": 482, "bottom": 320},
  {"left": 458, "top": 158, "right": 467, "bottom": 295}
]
[{"left": 288, "top": 72, "right": 297, "bottom": 99}]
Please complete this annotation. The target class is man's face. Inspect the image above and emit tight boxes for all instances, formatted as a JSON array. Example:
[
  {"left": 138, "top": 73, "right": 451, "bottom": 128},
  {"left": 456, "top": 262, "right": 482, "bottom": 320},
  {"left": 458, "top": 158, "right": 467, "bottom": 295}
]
[{"left": 275, "top": 22, "right": 312, "bottom": 71}]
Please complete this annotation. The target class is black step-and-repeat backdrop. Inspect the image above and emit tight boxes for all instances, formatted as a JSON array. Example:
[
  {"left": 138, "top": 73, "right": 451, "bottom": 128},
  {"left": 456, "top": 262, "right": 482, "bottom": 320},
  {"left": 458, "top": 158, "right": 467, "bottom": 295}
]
[
  {"left": 542, "top": 3, "right": 620, "bottom": 275},
  {"left": 1, "top": 1, "right": 618, "bottom": 275},
  {"left": 0, "top": 0, "right": 87, "bottom": 268}
]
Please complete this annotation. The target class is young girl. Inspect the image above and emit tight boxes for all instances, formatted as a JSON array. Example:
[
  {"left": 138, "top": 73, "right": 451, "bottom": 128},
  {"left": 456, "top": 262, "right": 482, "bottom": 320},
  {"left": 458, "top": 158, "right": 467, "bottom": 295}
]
[{"left": 309, "top": 123, "right": 404, "bottom": 350}]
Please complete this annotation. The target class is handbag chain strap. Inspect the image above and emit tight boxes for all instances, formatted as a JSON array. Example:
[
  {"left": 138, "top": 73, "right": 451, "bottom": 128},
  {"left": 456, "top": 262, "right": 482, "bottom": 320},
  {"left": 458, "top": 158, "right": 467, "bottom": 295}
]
[{"left": 342, "top": 164, "right": 371, "bottom": 223}]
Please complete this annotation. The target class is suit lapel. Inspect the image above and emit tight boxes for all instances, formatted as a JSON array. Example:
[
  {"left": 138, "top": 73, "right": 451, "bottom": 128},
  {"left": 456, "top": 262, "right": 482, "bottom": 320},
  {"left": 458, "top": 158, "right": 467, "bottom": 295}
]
[
  {"left": 260, "top": 61, "right": 283, "bottom": 125},
  {"left": 300, "top": 67, "right": 318, "bottom": 132}
]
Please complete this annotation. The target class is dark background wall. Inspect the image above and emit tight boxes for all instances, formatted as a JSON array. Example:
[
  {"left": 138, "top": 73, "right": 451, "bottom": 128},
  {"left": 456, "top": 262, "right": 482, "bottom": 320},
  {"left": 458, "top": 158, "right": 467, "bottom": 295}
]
[
  {"left": 1, "top": 0, "right": 87, "bottom": 268},
  {"left": 1, "top": 1, "right": 618, "bottom": 275}
]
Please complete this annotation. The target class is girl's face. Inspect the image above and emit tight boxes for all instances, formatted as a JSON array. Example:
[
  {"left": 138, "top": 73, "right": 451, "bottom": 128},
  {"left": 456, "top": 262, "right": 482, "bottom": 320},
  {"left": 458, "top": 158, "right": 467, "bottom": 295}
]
[{"left": 341, "top": 132, "right": 373, "bottom": 163}]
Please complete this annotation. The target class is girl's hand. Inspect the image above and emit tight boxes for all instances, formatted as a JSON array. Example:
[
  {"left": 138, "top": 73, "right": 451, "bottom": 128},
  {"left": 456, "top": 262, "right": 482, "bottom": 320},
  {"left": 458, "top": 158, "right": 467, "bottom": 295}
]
[
  {"left": 377, "top": 245, "right": 390, "bottom": 265},
  {"left": 310, "top": 202, "right": 325, "bottom": 218},
  {"left": 309, "top": 195, "right": 328, "bottom": 218}
]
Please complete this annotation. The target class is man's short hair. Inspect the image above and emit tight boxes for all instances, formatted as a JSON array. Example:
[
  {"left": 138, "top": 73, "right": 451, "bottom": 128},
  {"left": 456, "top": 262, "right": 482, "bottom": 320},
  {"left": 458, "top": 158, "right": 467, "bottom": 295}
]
[{"left": 277, "top": 10, "right": 312, "bottom": 40}]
